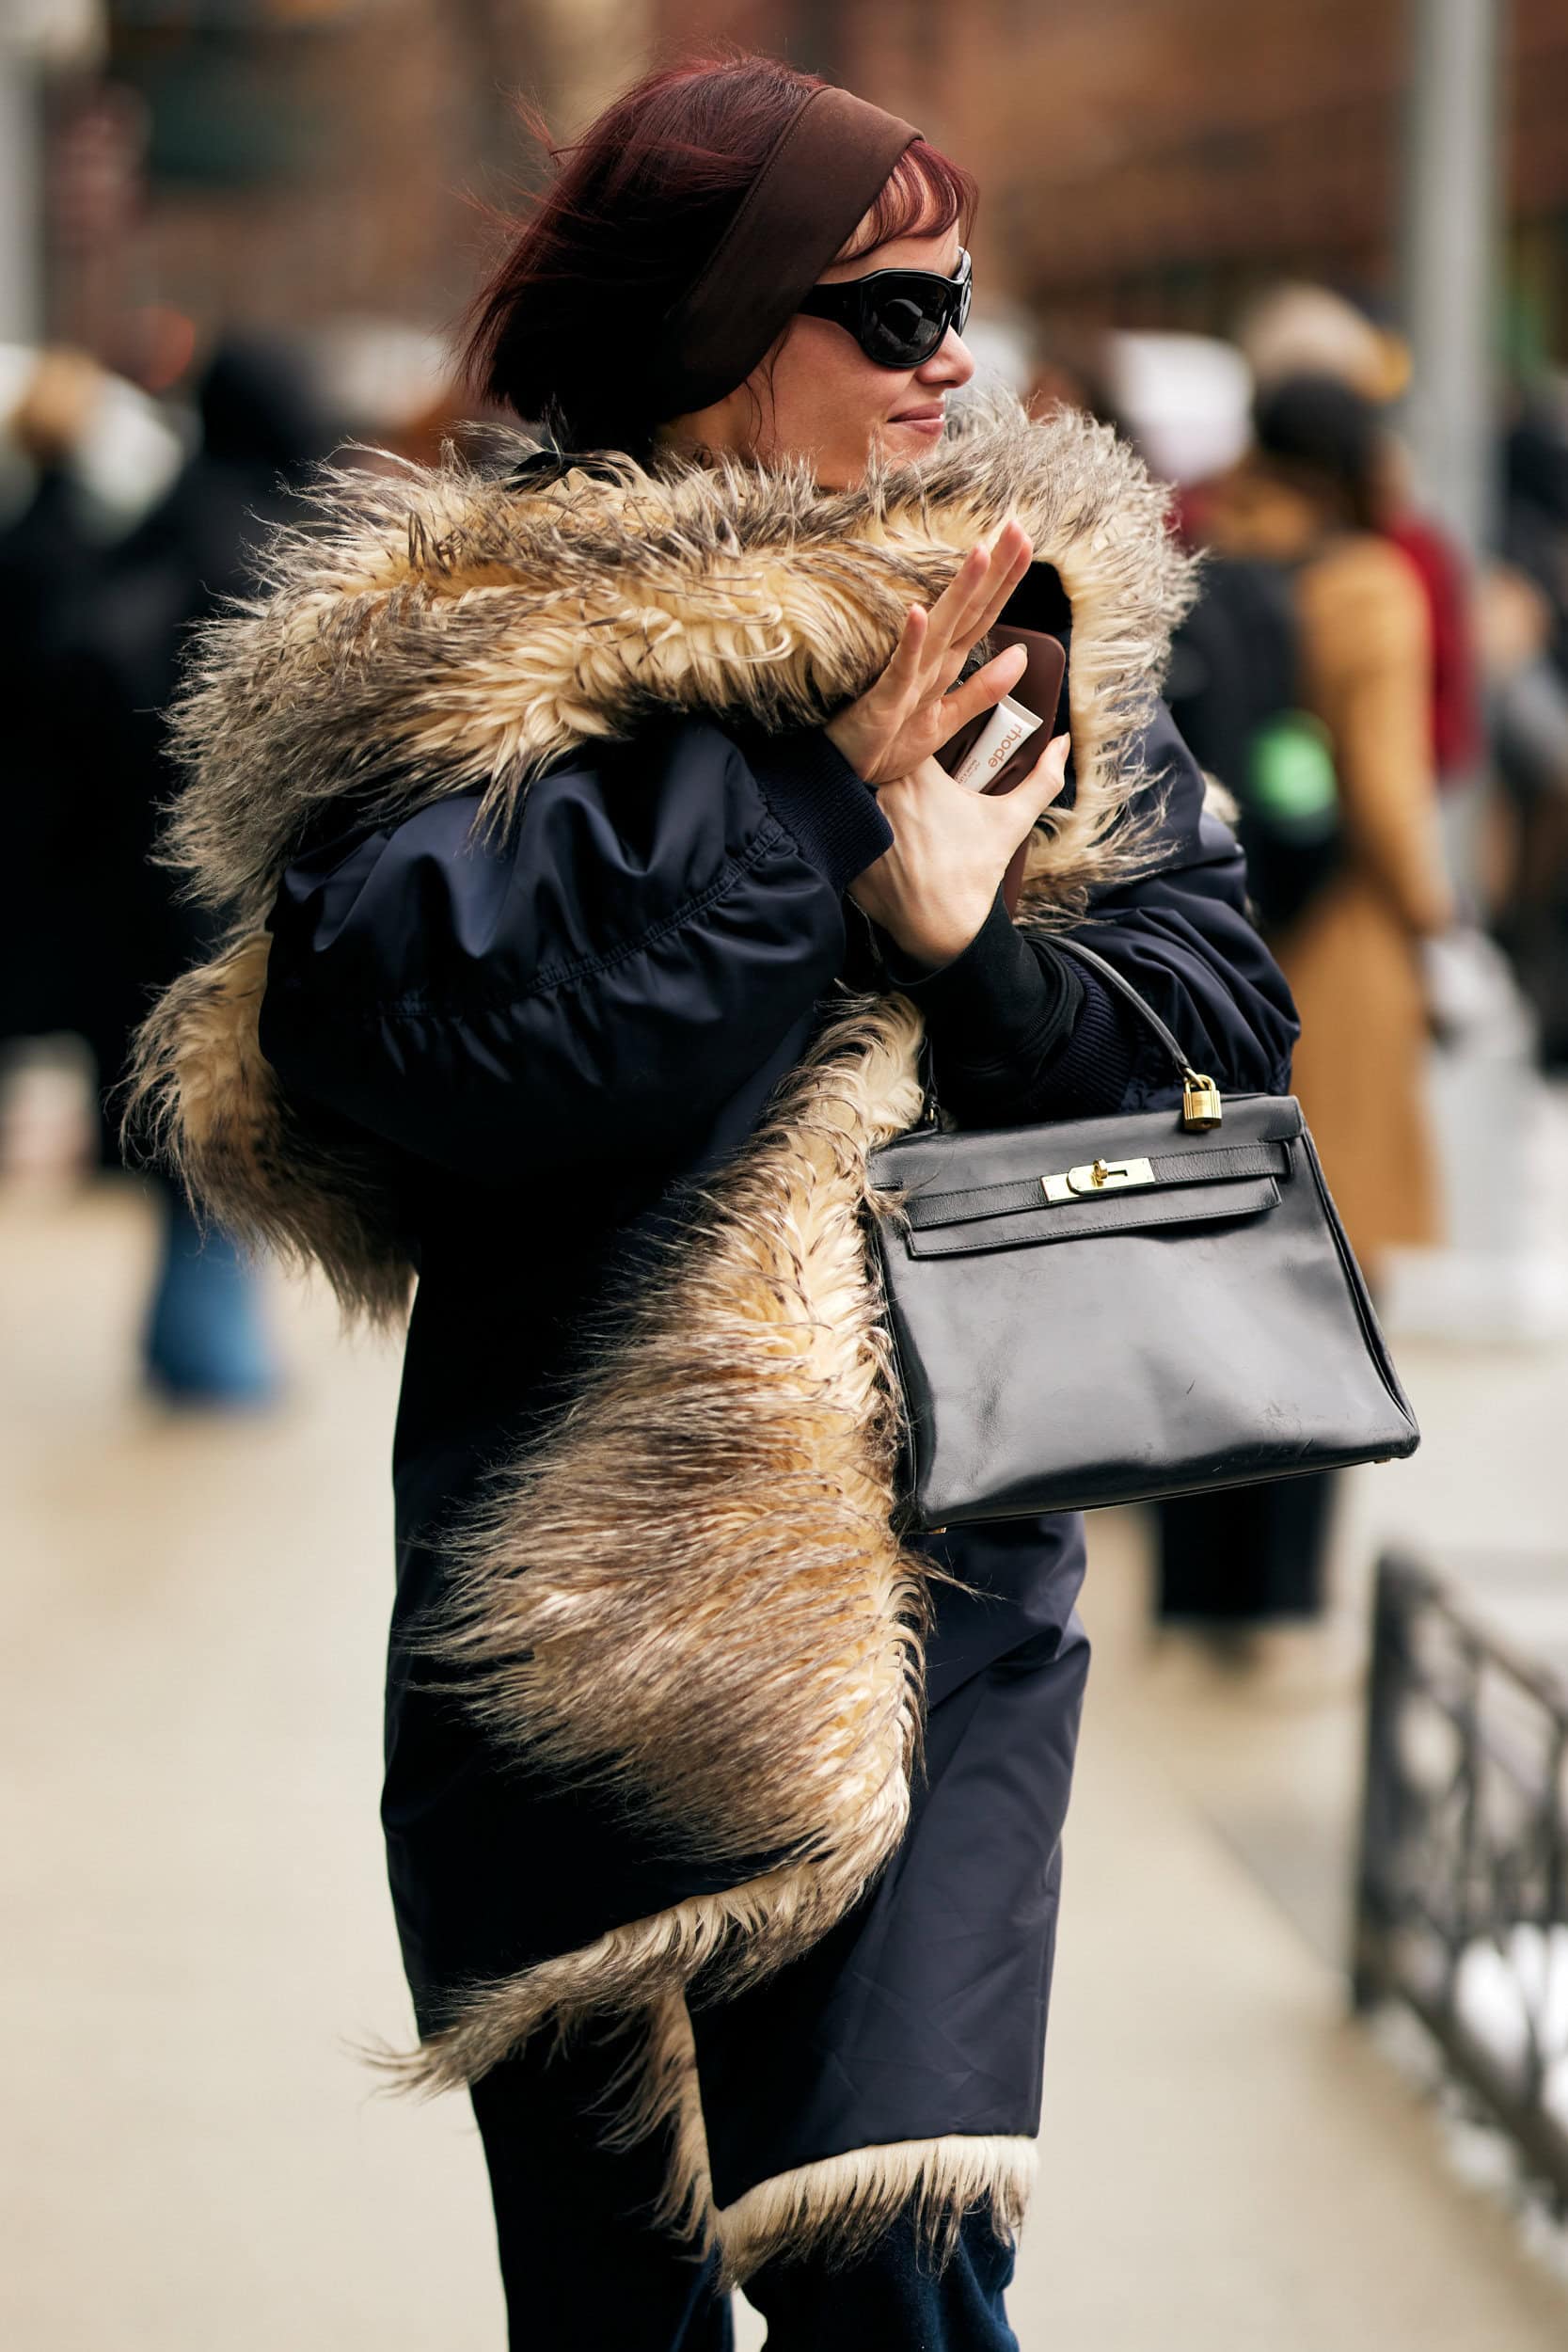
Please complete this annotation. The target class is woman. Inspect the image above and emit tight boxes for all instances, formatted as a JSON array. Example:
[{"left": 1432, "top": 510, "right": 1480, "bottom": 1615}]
[{"left": 134, "top": 57, "right": 1295, "bottom": 2352}]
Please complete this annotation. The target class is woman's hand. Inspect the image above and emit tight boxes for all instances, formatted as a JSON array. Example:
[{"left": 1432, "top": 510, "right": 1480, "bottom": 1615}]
[
  {"left": 850, "top": 734, "right": 1072, "bottom": 968},
  {"left": 826, "top": 522, "right": 1035, "bottom": 785}
]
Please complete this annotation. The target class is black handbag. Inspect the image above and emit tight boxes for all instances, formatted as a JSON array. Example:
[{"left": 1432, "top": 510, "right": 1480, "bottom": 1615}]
[{"left": 868, "top": 939, "right": 1419, "bottom": 1528}]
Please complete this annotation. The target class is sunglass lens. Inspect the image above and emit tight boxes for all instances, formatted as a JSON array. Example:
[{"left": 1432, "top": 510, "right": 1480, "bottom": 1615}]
[{"left": 864, "top": 292, "right": 943, "bottom": 368}]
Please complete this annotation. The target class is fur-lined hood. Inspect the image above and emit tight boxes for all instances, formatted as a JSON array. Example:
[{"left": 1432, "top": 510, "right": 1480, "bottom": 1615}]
[{"left": 162, "top": 394, "right": 1193, "bottom": 929}]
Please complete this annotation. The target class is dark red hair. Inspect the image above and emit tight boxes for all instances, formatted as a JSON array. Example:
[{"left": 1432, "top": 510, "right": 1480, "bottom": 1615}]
[{"left": 463, "top": 54, "right": 976, "bottom": 457}]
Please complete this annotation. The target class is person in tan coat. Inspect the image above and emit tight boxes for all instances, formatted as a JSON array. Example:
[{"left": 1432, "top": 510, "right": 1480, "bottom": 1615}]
[
  {"left": 1198, "top": 373, "right": 1455, "bottom": 1273},
  {"left": 1157, "top": 373, "right": 1453, "bottom": 1656}
]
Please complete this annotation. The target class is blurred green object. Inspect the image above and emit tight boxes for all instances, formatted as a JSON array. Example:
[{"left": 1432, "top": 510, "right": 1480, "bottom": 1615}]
[{"left": 1248, "top": 710, "right": 1340, "bottom": 840}]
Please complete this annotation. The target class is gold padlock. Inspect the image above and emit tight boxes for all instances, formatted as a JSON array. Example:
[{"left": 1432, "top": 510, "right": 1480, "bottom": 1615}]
[{"left": 1181, "top": 1072, "right": 1223, "bottom": 1131}]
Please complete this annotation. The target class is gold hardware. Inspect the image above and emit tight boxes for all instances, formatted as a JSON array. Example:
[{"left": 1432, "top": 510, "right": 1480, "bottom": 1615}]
[
  {"left": 1041, "top": 1156, "right": 1154, "bottom": 1203},
  {"left": 1181, "top": 1072, "right": 1223, "bottom": 1131}
]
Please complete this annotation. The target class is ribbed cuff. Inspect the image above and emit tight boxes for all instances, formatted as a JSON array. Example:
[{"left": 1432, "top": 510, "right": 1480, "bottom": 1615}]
[
  {"left": 1035, "top": 966, "right": 1141, "bottom": 1114},
  {"left": 889, "top": 891, "right": 1082, "bottom": 1065},
  {"left": 748, "top": 729, "right": 893, "bottom": 894},
  {"left": 889, "top": 894, "right": 1148, "bottom": 1120}
]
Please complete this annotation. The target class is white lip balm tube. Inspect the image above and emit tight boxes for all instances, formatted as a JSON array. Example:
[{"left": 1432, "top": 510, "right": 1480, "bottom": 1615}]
[{"left": 948, "top": 693, "right": 1043, "bottom": 790}]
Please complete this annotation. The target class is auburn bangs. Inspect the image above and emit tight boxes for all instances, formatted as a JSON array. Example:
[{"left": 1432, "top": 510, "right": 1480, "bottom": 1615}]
[{"left": 835, "top": 141, "right": 978, "bottom": 263}]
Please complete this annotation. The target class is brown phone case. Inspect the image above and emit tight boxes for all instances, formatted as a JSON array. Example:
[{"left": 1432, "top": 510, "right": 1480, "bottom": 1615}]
[{"left": 936, "top": 625, "right": 1067, "bottom": 914}]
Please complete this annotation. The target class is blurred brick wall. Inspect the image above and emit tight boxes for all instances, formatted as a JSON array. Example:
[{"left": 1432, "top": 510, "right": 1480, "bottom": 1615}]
[
  {"left": 655, "top": 0, "right": 1568, "bottom": 342},
  {"left": 79, "top": 0, "right": 648, "bottom": 358},
  {"left": 68, "top": 0, "right": 1568, "bottom": 358}
]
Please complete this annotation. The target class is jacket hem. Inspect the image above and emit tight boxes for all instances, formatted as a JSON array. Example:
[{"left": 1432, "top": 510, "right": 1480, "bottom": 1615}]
[
  {"left": 715, "top": 2132, "right": 1037, "bottom": 2286},
  {"left": 369, "top": 1833, "right": 909, "bottom": 2102}
]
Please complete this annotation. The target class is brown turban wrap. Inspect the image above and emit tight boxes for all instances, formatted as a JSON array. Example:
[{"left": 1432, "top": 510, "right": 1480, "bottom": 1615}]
[{"left": 646, "top": 86, "right": 920, "bottom": 420}]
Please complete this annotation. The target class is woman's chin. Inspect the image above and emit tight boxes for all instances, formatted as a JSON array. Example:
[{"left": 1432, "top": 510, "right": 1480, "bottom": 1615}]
[{"left": 860, "top": 421, "right": 947, "bottom": 478}]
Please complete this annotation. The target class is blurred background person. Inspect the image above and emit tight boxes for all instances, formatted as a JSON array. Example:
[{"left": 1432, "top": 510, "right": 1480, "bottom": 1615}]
[
  {"left": 65, "top": 333, "right": 339, "bottom": 1401},
  {"left": 1196, "top": 372, "right": 1454, "bottom": 1263},
  {"left": 0, "top": 343, "right": 187, "bottom": 1094},
  {"left": 1490, "top": 388, "right": 1568, "bottom": 1059},
  {"left": 0, "top": 331, "right": 338, "bottom": 1402},
  {"left": 1160, "top": 371, "right": 1453, "bottom": 1648}
]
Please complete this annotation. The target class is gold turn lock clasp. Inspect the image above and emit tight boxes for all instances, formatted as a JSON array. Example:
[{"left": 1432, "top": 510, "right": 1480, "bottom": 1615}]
[
  {"left": 1181, "top": 1072, "right": 1223, "bottom": 1131},
  {"left": 1041, "top": 1156, "right": 1155, "bottom": 1203}
]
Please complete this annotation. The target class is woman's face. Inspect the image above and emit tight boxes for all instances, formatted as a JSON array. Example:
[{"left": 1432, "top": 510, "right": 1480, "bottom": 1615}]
[{"left": 665, "top": 229, "right": 975, "bottom": 490}]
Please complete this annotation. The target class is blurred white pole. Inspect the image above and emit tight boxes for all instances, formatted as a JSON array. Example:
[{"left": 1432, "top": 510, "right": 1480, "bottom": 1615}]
[
  {"left": 0, "top": 0, "right": 106, "bottom": 349},
  {"left": 0, "top": 0, "right": 107, "bottom": 348},
  {"left": 0, "top": 54, "right": 42, "bottom": 347},
  {"left": 1402, "top": 0, "right": 1503, "bottom": 563},
  {"left": 1384, "top": 0, "right": 1568, "bottom": 1342}
]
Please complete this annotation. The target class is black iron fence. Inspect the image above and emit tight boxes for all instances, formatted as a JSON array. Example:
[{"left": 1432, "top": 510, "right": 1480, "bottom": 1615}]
[{"left": 1354, "top": 1550, "right": 1568, "bottom": 2207}]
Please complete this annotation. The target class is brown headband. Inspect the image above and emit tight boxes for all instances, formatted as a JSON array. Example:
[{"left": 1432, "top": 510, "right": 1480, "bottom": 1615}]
[{"left": 647, "top": 85, "right": 921, "bottom": 420}]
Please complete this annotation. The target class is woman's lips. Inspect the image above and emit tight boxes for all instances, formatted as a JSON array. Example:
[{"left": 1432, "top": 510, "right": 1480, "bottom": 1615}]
[{"left": 893, "top": 409, "right": 945, "bottom": 437}]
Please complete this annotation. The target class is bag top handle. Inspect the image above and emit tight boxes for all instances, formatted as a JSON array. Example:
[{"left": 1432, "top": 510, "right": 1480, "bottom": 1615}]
[{"left": 1054, "top": 937, "right": 1224, "bottom": 1131}]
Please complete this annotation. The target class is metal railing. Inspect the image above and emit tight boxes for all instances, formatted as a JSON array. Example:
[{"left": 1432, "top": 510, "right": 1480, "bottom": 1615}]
[{"left": 1354, "top": 1550, "right": 1568, "bottom": 2209}]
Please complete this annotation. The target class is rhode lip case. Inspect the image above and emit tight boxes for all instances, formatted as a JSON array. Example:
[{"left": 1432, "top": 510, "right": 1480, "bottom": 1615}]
[{"left": 937, "top": 623, "right": 1067, "bottom": 913}]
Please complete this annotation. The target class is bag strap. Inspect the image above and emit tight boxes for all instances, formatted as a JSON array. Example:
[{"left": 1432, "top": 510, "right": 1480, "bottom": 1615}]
[
  {"left": 1053, "top": 936, "right": 1223, "bottom": 1128},
  {"left": 906, "top": 930, "right": 1225, "bottom": 1133}
]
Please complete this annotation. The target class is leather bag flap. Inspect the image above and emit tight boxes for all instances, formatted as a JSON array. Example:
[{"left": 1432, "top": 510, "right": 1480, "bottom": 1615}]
[
  {"left": 902, "top": 1167, "right": 1284, "bottom": 1257},
  {"left": 877, "top": 1103, "right": 1301, "bottom": 1263}
]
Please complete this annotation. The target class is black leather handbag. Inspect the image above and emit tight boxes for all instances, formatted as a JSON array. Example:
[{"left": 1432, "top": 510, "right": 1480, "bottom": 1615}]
[{"left": 868, "top": 939, "right": 1419, "bottom": 1529}]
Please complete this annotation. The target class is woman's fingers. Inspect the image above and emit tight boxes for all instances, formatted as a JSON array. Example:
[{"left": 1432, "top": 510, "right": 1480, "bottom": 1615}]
[
  {"left": 1013, "top": 731, "right": 1072, "bottom": 823},
  {"left": 873, "top": 602, "right": 929, "bottom": 706},
  {"left": 944, "top": 532, "right": 1021, "bottom": 660},
  {"left": 970, "top": 522, "right": 1035, "bottom": 645},
  {"left": 923, "top": 523, "right": 1036, "bottom": 696},
  {"left": 864, "top": 522, "right": 1036, "bottom": 772},
  {"left": 927, "top": 644, "right": 1028, "bottom": 748},
  {"left": 920, "top": 543, "right": 992, "bottom": 676}
]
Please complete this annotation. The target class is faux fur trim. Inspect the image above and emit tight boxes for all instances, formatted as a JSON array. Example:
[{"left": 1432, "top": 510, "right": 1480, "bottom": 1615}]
[
  {"left": 610, "top": 1993, "right": 714, "bottom": 2249},
  {"left": 382, "top": 993, "right": 928, "bottom": 2090},
  {"left": 716, "top": 2133, "right": 1037, "bottom": 2286},
  {"left": 159, "top": 392, "right": 1193, "bottom": 930},
  {"left": 124, "top": 927, "right": 411, "bottom": 1324}
]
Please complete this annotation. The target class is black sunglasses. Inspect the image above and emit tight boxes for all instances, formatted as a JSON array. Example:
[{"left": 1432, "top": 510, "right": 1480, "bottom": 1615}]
[{"left": 797, "top": 248, "right": 973, "bottom": 371}]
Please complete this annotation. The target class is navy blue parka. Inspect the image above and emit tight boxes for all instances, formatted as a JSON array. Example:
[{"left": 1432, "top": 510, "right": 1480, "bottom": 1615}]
[{"left": 143, "top": 408, "right": 1295, "bottom": 2268}]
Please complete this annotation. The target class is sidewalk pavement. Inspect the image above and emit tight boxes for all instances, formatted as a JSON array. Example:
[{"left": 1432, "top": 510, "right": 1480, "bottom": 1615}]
[{"left": 3, "top": 1176, "right": 1565, "bottom": 2351}]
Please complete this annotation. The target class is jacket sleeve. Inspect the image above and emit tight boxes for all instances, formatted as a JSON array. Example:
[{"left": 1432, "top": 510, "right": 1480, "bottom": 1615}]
[
  {"left": 258, "top": 718, "right": 892, "bottom": 1182},
  {"left": 896, "top": 701, "right": 1300, "bottom": 1126}
]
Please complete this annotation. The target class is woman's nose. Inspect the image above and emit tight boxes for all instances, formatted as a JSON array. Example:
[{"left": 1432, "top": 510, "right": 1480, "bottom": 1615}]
[{"left": 918, "top": 328, "right": 975, "bottom": 391}]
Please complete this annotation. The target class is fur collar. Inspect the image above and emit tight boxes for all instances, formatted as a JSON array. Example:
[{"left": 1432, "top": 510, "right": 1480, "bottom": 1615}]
[{"left": 163, "top": 393, "right": 1194, "bottom": 928}]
